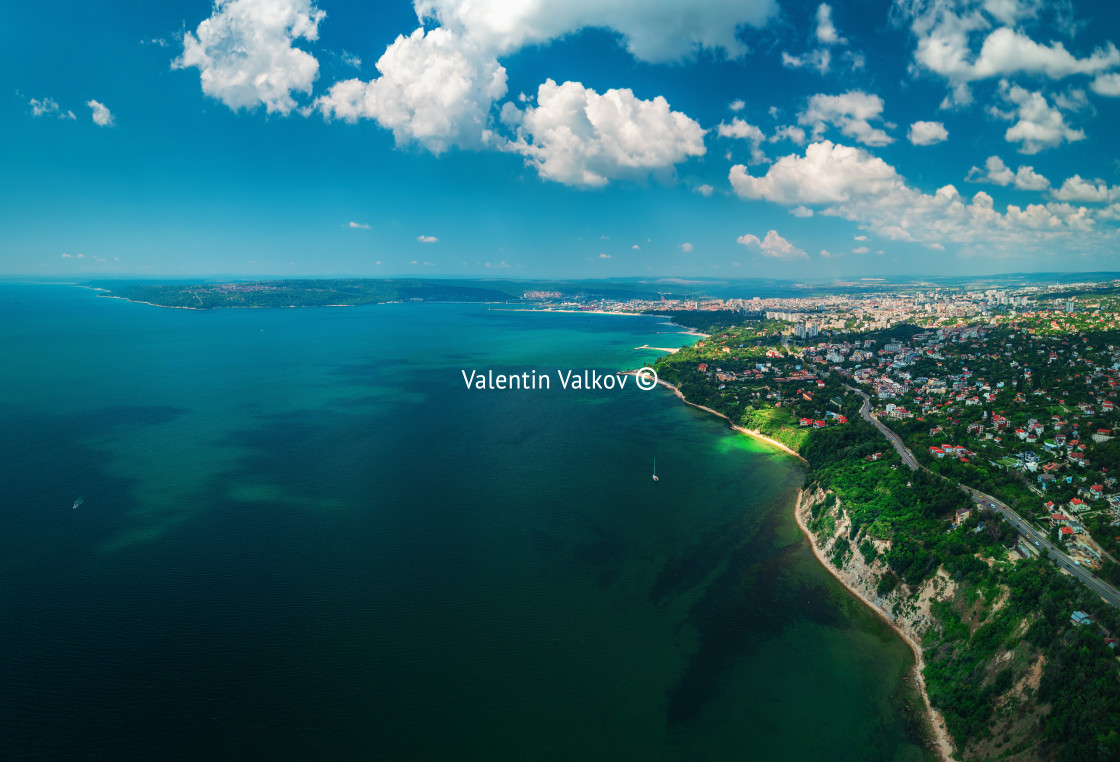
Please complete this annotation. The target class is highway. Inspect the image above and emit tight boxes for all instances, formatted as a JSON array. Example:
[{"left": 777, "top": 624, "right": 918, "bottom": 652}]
[
  {"left": 845, "top": 385, "right": 1120, "bottom": 609},
  {"left": 848, "top": 387, "right": 920, "bottom": 470},
  {"left": 962, "top": 486, "right": 1120, "bottom": 608}
]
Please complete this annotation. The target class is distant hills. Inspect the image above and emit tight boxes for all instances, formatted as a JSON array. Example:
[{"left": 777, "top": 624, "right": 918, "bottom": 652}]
[{"left": 82, "top": 272, "right": 1120, "bottom": 310}]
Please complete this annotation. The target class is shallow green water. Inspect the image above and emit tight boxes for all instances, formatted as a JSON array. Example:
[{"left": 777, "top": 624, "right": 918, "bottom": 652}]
[{"left": 0, "top": 285, "right": 931, "bottom": 760}]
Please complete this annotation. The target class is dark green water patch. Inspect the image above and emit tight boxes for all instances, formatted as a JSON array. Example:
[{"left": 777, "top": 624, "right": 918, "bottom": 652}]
[{"left": 0, "top": 288, "right": 932, "bottom": 761}]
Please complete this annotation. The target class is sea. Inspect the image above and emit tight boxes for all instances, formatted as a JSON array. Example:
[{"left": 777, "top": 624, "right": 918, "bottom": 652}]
[{"left": 0, "top": 284, "right": 932, "bottom": 761}]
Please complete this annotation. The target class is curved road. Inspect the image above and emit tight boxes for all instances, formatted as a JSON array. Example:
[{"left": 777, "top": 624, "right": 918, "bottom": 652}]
[
  {"left": 846, "top": 385, "right": 1120, "bottom": 609},
  {"left": 851, "top": 389, "right": 920, "bottom": 471},
  {"left": 962, "top": 486, "right": 1120, "bottom": 608}
]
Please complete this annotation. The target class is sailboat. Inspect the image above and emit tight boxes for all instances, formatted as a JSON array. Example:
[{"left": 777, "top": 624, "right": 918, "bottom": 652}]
[{"left": 652, "top": 459, "right": 659, "bottom": 482}]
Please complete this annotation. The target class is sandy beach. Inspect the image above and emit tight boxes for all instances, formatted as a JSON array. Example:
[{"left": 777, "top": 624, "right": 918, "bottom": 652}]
[
  {"left": 94, "top": 294, "right": 204, "bottom": 310},
  {"left": 655, "top": 378, "right": 808, "bottom": 462},
  {"left": 659, "top": 372, "right": 953, "bottom": 760},
  {"left": 660, "top": 319, "right": 710, "bottom": 338},
  {"left": 493, "top": 307, "right": 648, "bottom": 316},
  {"left": 793, "top": 490, "right": 956, "bottom": 762}
]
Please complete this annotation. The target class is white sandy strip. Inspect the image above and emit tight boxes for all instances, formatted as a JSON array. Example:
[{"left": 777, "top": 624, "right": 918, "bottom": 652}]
[
  {"left": 793, "top": 491, "right": 957, "bottom": 762},
  {"left": 654, "top": 379, "right": 808, "bottom": 463}
]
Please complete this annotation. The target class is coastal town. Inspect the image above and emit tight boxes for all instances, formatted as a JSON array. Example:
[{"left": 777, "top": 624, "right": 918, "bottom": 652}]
[
  {"left": 620, "top": 277, "right": 1120, "bottom": 760},
  {"left": 545, "top": 279, "right": 1120, "bottom": 582}
]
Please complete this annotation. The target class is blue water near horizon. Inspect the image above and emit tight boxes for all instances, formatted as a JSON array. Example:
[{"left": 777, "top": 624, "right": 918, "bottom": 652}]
[{"left": 0, "top": 284, "right": 931, "bottom": 760}]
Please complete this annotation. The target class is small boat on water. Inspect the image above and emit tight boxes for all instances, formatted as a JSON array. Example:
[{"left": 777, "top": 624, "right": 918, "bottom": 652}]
[
  {"left": 652, "top": 459, "right": 659, "bottom": 482},
  {"left": 72, "top": 497, "right": 83, "bottom": 510}
]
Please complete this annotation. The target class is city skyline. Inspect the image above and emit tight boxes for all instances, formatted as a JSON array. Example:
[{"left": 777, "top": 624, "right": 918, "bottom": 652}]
[{"left": 6, "top": 0, "right": 1120, "bottom": 278}]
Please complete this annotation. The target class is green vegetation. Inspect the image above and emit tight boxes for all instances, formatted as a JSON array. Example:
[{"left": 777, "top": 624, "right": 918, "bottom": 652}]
[
  {"left": 659, "top": 318, "right": 1120, "bottom": 760},
  {"left": 87, "top": 277, "right": 717, "bottom": 310},
  {"left": 90, "top": 279, "right": 520, "bottom": 308},
  {"left": 666, "top": 309, "right": 762, "bottom": 333}
]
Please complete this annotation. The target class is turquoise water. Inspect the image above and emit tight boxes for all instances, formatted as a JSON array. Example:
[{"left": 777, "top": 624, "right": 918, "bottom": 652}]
[{"left": 0, "top": 285, "right": 931, "bottom": 760}]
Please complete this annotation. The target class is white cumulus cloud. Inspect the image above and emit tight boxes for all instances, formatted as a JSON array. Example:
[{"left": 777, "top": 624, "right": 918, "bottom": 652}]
[
  {"left": 1051, "top": 175, "right": 1116, "bottom": 203},
  {"left": 966, "top": 155, "right": 1050, "bottom": 190},
  {"left": 799, "top": 91, "right": 893, "bottom": 146},
  {"left": 737, "top": 230, "right": 807, "bottom": 259},
  {"left": 907, "top": 120, "right": 948, "bottom": 145},
  {"left": 730, "top": 140, "right": 904, "bottom": 205},
  {"left": 1090, "top": 72, "right": 1120, "bottom": 97},
  {"left": 994, "top": 83, "right": 1084, "bottom": 154},
  {"left": 717, "top": 117, "right": 768, "bottom": 163},
  {"left": 348, "top": 221, "right": 370, "bottom": 229},
  {"left": 728, "top": 139, "right": 1109, "bottom": 252},
  {"left": 87, "top": 99, "right": 113, "bottom": 126},
  {"left": 316, "top": 27, "right": 507, "bottom": 154},
  {"left": 717, "top": 117, "right": 765, "bottom": 142},
  {"left": 417, "top": 235, "right": 439, "bottom": 243},
  {"left": 175, "top": 0, "right": 325, "bottom": 115},
  {"left": 815, "top": 4, "right": 845, "bottom": 46},
  {"left": 681, "top": 242, "right": 694, "bottom": 252},
  {"left": 771, "top": 125, "right": 807, "bottom": 144},
  {"left": 508, "top": 79, "right": 706, "bottom": 188},
  {"left": 414, "top": 0, "right": 779, "bottom": 63},
  {"left": 896, "top": 1, "right": 1119, "bottom": 85}
]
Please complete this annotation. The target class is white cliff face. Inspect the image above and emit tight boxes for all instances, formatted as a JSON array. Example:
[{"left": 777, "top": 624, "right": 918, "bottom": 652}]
[
  {"left": 799, "top": 485, "right": 957, "bottom": 639},
  {"left": 796, "top": 486, "right": 958, "bottom": 761}
]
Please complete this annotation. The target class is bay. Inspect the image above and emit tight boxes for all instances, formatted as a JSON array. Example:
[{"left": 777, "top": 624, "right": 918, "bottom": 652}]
[{"left": 0, "top": 284, "right": 931, "bottom": 760}]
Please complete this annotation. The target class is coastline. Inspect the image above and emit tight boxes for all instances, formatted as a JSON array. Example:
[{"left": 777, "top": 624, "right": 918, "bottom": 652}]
[
  {"left": 492, "top": 307, "right": 647, "bottom": 316},
  {"left": 657, "top": 371, "right": 952, "bottom": 761},
  {"left": 654, "top": 378, "right": 808, "bottom": 463},
  {"left": 793, "top": 490, "right": 956, "bottom": 762},
  {"left": 94, "top": 294, "right": 204, "bottom": 310},
  {"left": 661, "top": 319, "right": 710, "bottom": 338}
]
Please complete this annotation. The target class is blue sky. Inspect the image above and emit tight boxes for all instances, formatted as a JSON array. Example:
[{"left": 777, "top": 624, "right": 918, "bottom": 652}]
[{"left": 5, "top": 0, "right": 1120, "bottom": 279}]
